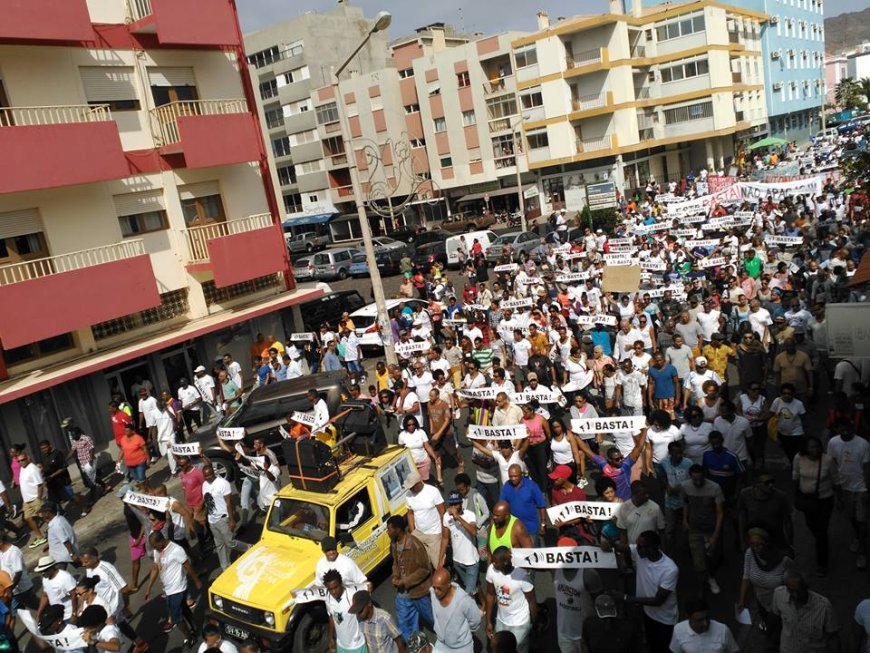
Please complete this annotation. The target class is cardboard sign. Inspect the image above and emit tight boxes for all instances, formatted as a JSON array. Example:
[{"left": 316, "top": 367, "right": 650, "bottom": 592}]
[
  {"left": 395, "top": 341, "right": 431, "bottom": 356},
  {"left": 570, "top": 416, "right": 646, "bottom": 435},
  {"left": 18, "top": 610, "right": 87, "bottom": 651},
  {"left": 290, "top": 332, "right": 315, "bottom": 342},
  {"left": 217, "top": 427, "right": 246, "bottom": 441},
  {"left": 291, "top": 411, "right": 317, "bottom": 426},
  {"left": 170, "top": 442, "right": 201, "bottom": 456},
  {"left": 467, "top": 424, "right": 529, "bottom": 441},
  {"left": 501, "top": 298, "right": 533, "bottom": 310},
  {"left": 573, "top": 314, "right": 617, "bottom": 327},
  {"left": 602, "top": 265, "right": 641, "bottom": 293},
  {"left": 123, "top": 491, "right": 172, "bottom": 513},
  {"left": 494, "top": 263, "right": 518, "bottom": 273},
  {"left": 547, "top": 501, "right": 618, "bottom": 523},
  {"left": 292, "top": 582, "right": 368, "bottom": 604},
  {"left": 456, "top": 387, "right": 501, "bottom": 400},
  {"left": 512, "top": 546, "right": 617, "bottom": 569}
]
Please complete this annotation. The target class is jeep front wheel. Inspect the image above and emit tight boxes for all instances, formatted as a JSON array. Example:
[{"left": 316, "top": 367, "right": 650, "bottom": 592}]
[{"left": 292, "top": 609, "right": 328, "bottom": 653}]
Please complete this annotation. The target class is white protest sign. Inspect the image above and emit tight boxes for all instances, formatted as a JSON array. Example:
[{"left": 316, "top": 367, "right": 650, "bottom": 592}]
[
  {"left": 512, "top": 546, "right": 617, "bottom": 569},
  {"left": 170, "top": 442, "right": 201, "bottom": 456},
  {"left": 733, "top": 211, "right": 755, "bottom": 220},
  {"left": 705, "top": 216, "right": 734, "bottom": 230},
  {"left": 566, "top": 252, "right": 588, "bottom": 260},
  {"left": 18, "top": 610, "right": 87, "bottom": 651},
  {"left": 442, "top": 318, "right": 467, "bottom": 327},
  {"left": 290, "top": 332, "right": 315, "bottom": 342},
  {"left": 546, "top": 501, "right": 618, "bottom": 523},
  {"left": 570, "top": 416, "right": 646, "bottom": 436},
  {"left": 677, "top": 214, "right": 706, "bottom": 224},
  {"left": 521, "top": 277, "right": 543, "bottom": 285},
  {"left": 494, "top": 263, "right": 518, "bottom": 273},
  {"left": 699, "top": 257, "right": 727, "bottom": 268},
  {"left": 512, "top": 390, "right": 561, "bottom": 405},
  {"left": 292, "top": 411, "right": 317, "bottom": 426},
  {"left": 395, "top": 341, "right": 431, "bottom": 356},
  {"left": 632, "top": 222, "right": 670, "bottom": 235},
  {"left": 464, "top": 304, "right": 489, "bottom": 312},
  {"left": 767, "top": 235, "right": 803, "bottom": 246},
  {"left": 603, "top": 253, "right": 634, "bottom": 266},
  {"left": 639, "top": 259, "right": 666, "bottom": 271},
  {"left": 555, "top": 272, "right": 589, "bottom": 283},
  {"left": 607, "top": 238, "right": 632, "bottom": 246},
  {"left": 467, "top": 424, "right": 529, "bottom": 441},
  {"left": 500, "top": 298, "right": 533, "bottom": 310},
  {"left": 685, "top": 239, "right": 721, "bottom": 250},
  {"left": 217, "top": 427, "right": 246, "bottom": 441},
  {"left": 671, "top": 228, "right": 698, "bottom": 237},
  {"left": 573, "top": 314, "right": 617, "bottom": 326},
  {"left": 739, "top": 176, "right": 823, "bottom": 201},
  {"left": 456, "top": 387, "right": 501, "bottom": 401},
  {"left": 123, "top": 491, "right": 172, "bottom": 513},
  {"left": 608, "top": 244, "right": 636, "bottom": 253},
  {"left": 292, "top": 582, "right": 368, "bottom": 604}
]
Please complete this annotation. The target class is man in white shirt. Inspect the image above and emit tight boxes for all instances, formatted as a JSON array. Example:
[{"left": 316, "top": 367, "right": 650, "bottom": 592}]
[
  {"left": 202, "top": 464, "right": 248, "bottom": 571},
  {"left": 748, "top": 300, "right": 773, "bottom": 350},
  {"left": 0, "top": 531, "right": 33, "bottom": 610},
  {"left": 712, "top": 401, "right": 751, "bottom": 465},
  {"left": 17, "top": 450, "right": 46, "bottom": 546},
  {"left": 485, "top": 546, "right": 537, "bottom": 653},
  {"left": 137, "top": 387, "right": 160, "bottom": 463},
  {"left": 193, "top": 366, "right": 218, "bottom": 422},
  {"left": 315, "top": 537, "right": 370, "bottom": 590},
  {"left": 222, "top": 353, "right": 244, "bottom": 391},
  {"left": 828, "top": 419, "right": 870, "bottom": 570},
  {"left": 439, "top": 492, "right": 479, "bottom": 595},
  {"left": 35, "top": 556, "right": 76, "bottom": 621},
  {"left": 307, "top": 389, "right": 333, "bottom": 440},
  {"left": 176, "top": 378, "right": 202, "bottom": 437},
  {"left": 324, "top": 568, "right": 367, "bottom": 653},
  {"left": 695, "top": 300, "right": 721, "bottom": 344},
  {"left": 409, "top": 363, "right": 435, "bottom": 427},
  {"left": 155, "top": 401, "right": 178, "bottom": 475},
  {"left": 81, "top": 546, "right": 137, "bottom": 642},
  {"left": 405, "top": 471, "right": 446, "bottom": 569},
  {"left": 682, "top": 358, "right": 722, "bottom": 409},
  {"left": 144, "top": 531, "right": 202, "bottom": 648},
  {"left": 342, "top": 328, "right": 363, "bottom": 380},
  {"left": 511, "top": 330, "right": 532, "bottom": 387},
  {"left": 669, "top": 597, "right": 738, "bottom": 653},
  {"left": 40, "top": 502, "right": 78, "bottom": 568},
  {"left": 197, "top": 623, "right": 239, "bottom": 653},
  {"left": 614, "top": 320, "right": 645, "bottom": 361}
]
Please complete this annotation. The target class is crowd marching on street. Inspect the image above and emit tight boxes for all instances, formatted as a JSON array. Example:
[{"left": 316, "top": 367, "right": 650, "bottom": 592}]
[{"left": 4, "top": 131, "right": 870, "bottom": 653}]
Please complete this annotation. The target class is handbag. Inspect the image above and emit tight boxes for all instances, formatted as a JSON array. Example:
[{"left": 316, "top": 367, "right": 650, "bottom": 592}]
[
  {"left": 767, "top": 414, "right": 779, "bottom": 441},
  {"left": 794, "top": 457, "right": 822, "bottom": 513}
]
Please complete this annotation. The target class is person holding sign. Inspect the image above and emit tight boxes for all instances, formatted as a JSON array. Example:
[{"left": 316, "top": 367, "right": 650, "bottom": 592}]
[
  {"left": 323, "top": 569, "right": 366, "bottom": 653},
  {"left": 484, "top": 546, "right": 536, "bottom": 653},
  {"left": 574, "top": 430, "right": 648, "bottom": 502}
]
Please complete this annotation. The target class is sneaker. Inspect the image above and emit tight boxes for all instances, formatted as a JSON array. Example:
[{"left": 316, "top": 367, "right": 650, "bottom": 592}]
[
  {"left": 162, "top": 621, "right": 175, "bottom": 633},
  {"left": 851, "top": 539, "right": 860, "bottom": 553},
  {"left": 28, "top": 537, "right": 46, "bottom": 549},
  {"left": 10, "top": 505, "right": 19, "bottom": 520},
  {"left": 182, "top": 638, "right": 196, "bottom": 650},
  {"left": 858, "top": 555, "right": 867, "bottom": 570},
  {"left": 707, "top": 578, "right": 721, "bottom": 595}
]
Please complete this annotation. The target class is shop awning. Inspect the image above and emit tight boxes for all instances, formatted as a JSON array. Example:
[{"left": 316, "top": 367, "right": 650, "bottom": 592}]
[
  {"left": 283, "top": 212, "right": 337, "bottom": 228},
  {"left": 457, "top": 186, "right": 519, "bottom": 203}
]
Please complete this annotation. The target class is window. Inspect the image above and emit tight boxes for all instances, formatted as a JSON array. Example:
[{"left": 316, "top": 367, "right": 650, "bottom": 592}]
[
  {"left": 491, "top": 134, "right": 516, "bottom": 158},
  {"left": 277, "top": 165, "right": 297, "bottom": 186},
  {"left": 259, "top": 79, "right": 278, "bottom": 100},
  {"left": 461, "top": 110, "right": 476, "bottom": 126},
  {"left": 203, "top": 274, "right": 281, "bottom": 307},
  {"left": 519, "top": 88, "right": 543, "bottom": 110},
  {"left": 3, "top": 333, "right": 74, "bottom": 366},
  {"left": 457, "top": 71, "right": 471, "bottom": 88},
  {"left": 290, "top": 129, "right": 318, "bottom": 146},
  {"left": 660, "top": 57, "right": 709, "bottom": 82},
  {"left": 295, "top": 160, "right": 323, "bottom": 175},
  {"left": 0, "top": 232, "right": 48, "bottom": 262},
  {"left": 404, "top": 103, "right": 420, "bottom": 114},
  {"left": 336, "top": 488, "right": 373, "bottom": 538},
  {"left": 273, "top": 136, "right": 291, "bottom": 157},
  {"left": 663, "top": 100, "right": 713, "bottom": 124},
  {"left": 264, "top": 107, "right": 284, "bottom": 129},
  {"left": 80, "top": 67, "right": 140, "bottom": 111},
  {"left": 283, "top": 193, "right": 303, "bottom": 213},
  {"left": 283, "top": 98, "right": 312, "bottom": 117},
  {"left": 468, "top": 147, "right": 482, "bottom": 162},
  {"left": 656, "top": 13, "right": 705, "bottom": 41},
  {"left": 427, "top": 82, "right": 441, "bottom": 97},
  {"left": 308, "top": 194, "right": 319, "bottom": 203},
  {"left": 514, "top": 45, "right": 538, "bottom": 68},
  {"left": 370, "top": 96, "right": 383, "bottom": 111},
  {"left": 440, "top": 156, "right": 453, "bottom": 167},
  {"left": 486, "top": 95, "right": 518, "bottom": 120},
  {"left": 398, "top": 68, "right": 414, "bottom": 78},
  {"left": 433, "top": 117, "right": 447, "bottom": 132},
  {"left": 410, "top": 138, "right": 426, "bottom": 148},
  {"left": 247, "top": 45, "right": 281, "bottom": 69},
  {"left": 526, "top": 129, "right": 549, "bottom": 149},
  {"left": 180, "top": 194, "right": 225, "bottom": 227},
  {"left": 118, "top": 210, "right": 168, "bottom": 237},
  {"left": 322, "top": 135, "right": 344, "bottom": 157},
  {"left": 316, "top": 102, "right": 339, "bottom": 125}
]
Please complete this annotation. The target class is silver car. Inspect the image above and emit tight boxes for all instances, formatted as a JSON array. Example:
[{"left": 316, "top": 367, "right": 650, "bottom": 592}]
[
  {"left": 485, "top": 231, "right": 540, "bottom": 263},
  {"left": 293, "top": 256, "right": 315, "bottom": 281},
  {"left": 312, "top": 247, "right": 361, "bottom": 280}
]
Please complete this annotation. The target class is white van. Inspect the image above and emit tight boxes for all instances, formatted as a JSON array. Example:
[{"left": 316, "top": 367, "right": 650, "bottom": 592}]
[{"left": 445, "top": 230, "right": 499, "bottom": 267}]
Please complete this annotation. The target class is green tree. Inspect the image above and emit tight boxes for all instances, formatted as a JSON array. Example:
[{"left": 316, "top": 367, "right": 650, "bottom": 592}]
[
  {"left": 859, "top": 77, "right": 870, "bottom": 107},
  {"left": 835, "top": 77, "right": 861, "bottom": 109}
]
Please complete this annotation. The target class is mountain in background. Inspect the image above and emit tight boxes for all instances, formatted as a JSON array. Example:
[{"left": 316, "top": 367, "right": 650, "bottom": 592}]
[{"left": 824, "top": 8, "right": 870, "bottom": 54}]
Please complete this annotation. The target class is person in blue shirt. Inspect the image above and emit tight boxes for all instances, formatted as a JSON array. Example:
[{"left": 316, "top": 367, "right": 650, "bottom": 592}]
[
  {"left": 498, "top": 464, "right": 547, "bottom": 542},
  {"left": 321, "top": 340, "right": 344, "bottom": 372},
  {"left": 576, "top": 431, "right": 648, "bottom": 501},
  {"left": 589, "top": 324, "right": 613, "bottom": 357},
  {"left": 647, "top": 352, "right": 680, "bottom": 415},
  {"left": 702, "top": 431, "right": 745, "bottom": 504},
  {"left": 660, "top": 441, "right": 693, "bottom": 552}
]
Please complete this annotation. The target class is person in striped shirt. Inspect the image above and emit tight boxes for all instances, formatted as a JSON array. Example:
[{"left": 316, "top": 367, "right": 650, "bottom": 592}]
[{"left": 472, "top": 337, "right": 494, "bottom": 373}]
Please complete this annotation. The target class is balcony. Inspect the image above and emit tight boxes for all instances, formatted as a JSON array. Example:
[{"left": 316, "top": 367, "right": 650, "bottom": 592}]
[
  {"left": 566, "top": 48, "right": 606, "bottom": 74},
  {"left": 126, "top": 0, "right": 240, "bottom": 47},
  {"left": 0, "top": 241, "right": 160, "bottom": 349},
  {"left": 0, "top": 105, "right": 129, "bottom": 194},
  {"left": 325, "top": 153, "right": 348, "bottom": 168},
  {"left": 494, "top": 155, "right": 517, "bottom": 170},
  {"left": 150, "top": 99, "right": 260, "bottom": 168},
  {"left": 639, "top": 128, "right": 656, "bottom": 142},
  {"left": 332, "top": 185, "right": 354, "bottom": 198},
  {"left": 483, "top": 76, "right": 513, "bottom": 96},
  {"left": 570, "top": 91, "right": 613, "bottom": 116},
  {"left": 630, "top": 45, "right": 647, "bottom": 58},
  {"left": 183, "top": 213, "right": 287, "bottom": 288},
  {"left": 576, "top": 134, "right": 614, "bottom": 154},
  {"left": 0, "top": 0, "right": 94, "bottom": 42}
]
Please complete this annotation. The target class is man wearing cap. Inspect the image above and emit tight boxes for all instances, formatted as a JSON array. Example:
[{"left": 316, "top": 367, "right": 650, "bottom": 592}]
[
  {"left": 701, "top": 334, "right": 734, "bottom": 387},
  {"left": 349, "top": 589, "right": 405, "bottom": 653},
  {"left": 581, "top": 594, "right": 640, "bottom": 652},
  {"left": 41, "top": 502, "right": 78, "bottom": 569},
  {"left": 404, "top": 471, "right": 446, "bottom": 569},
  {"left": 439, "top": 492, "right": 479, "bottom": 595},
  {"left": 682, "top": 358, "right": 722, "bottom": 410},
  {"left": 324, "top": 569, "right": 367, "bottom": 653},
  {"left": 553, "top": 535, "right": 601, "bottom": 653},
  {"left": 430, "top": 567, "right": 481, "bottom": 653},
  {"left": 316, "top": 537, "right": 369, "bottom": 590},
  {"left": 194, "top": 365, "right": 217, "bottom": 421},
  {"left": 35, "top": 556, "right": 77, "bottom": 623}
]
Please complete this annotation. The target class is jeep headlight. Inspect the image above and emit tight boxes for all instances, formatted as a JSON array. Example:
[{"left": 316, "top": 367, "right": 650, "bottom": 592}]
[
  {"left": 213, "top": 596, "right": 224, "bottom": 610},
  {"left": 264, "top": 611, "right": 275, "bottom": 626}
]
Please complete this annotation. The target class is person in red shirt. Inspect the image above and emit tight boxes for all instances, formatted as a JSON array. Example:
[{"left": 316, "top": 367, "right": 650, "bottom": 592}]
[
  {"left": 116, "top": 425, "right": 148, "bottom": 482},
  {"left": 549, "top": 465, "right": 593, "bottom": 544},
  {"left": 470, "top": 238, "right": 483, "bottom": 258},
  {"left": 176, "top": 455, "right": 211, "bottom": 547},
  {"left": 108, "top": 401, "right": 133, "bottom": 448}
]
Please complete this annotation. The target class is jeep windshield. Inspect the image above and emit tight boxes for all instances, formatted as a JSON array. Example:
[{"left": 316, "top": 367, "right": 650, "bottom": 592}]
[{"left": 267, "top": 498, "right": 330, "bottom": 541}]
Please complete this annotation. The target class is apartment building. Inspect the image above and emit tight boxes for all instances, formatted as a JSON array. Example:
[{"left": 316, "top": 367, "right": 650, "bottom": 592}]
[
  {"left": 513, "top": 1, "right": 767, "bottom": 208},
  {"left": 825, "top": 53, "right": 848, "bottom": 106},
  {"left": 0, "top": 0, "right": 318, "bottom": 452}
]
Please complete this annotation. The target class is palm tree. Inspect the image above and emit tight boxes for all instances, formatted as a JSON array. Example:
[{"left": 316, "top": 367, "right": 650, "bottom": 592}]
[
  {"left": 859, "top": 77, "right": 870, "bottom": 107},
  {"left": 835, "top": 77, "right": 861, "bottom": 109}
]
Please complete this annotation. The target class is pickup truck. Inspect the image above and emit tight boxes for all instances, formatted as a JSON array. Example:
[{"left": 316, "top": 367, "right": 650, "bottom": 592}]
[
  {"left": 286, "top": 231, "right": 330, "bottom": 254},
  {"left": 440, "top": 212, "right": 497, "bottom": 233}
]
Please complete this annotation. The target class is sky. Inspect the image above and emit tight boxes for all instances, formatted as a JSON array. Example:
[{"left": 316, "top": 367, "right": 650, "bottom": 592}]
[{"left": 238, "top": 0, "right": 868, "bottom": 37}]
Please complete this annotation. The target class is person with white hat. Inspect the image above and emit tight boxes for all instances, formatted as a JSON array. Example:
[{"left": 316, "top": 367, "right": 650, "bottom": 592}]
[
  {"left": 193, "top": 366, "right": 218, "bottom": 423},
  {"left": 35, "top": 556, "right": 77, "bottom": 622},
  {"left": 681, "top": 357, "right": 722, "bottom": 410}
]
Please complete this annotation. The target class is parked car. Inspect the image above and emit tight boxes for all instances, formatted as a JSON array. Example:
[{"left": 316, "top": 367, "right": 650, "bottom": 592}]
[
  {"left": 440, "top": 212, "right": 498, "bottom": 233},
  {"left": 544, "top": 227, "right": 584, "bottom": 245},
  {"left": 298, "top": 290, "right": 366, "bottom": 332},
  {"left": 286, "top": 231, "right": 330, "bottom": 254},
  {"left": 384, "top": 226, "right": 425, "bottom": 243},
  {"left": 312, "top": 247, "right": 361, "bottom": 280},
  {"left": 413, "top": 241, "right": 448, "bottom": 273},
  {"left": 349, "top": 249, "right": 406, "bottom": 278},
  {"left": 349, "top": 252, "right": 368, "bottom": 277},
  {"left": 351, "top": 298, "right": 428, "bottom": 351},
  {"left": 485, "top": 231, "right": 541, "bottom": 263},
  {"left": 411, "top": 229, "right": 451, "bottom": 249},
  {"left": 371, "top": 236, "right": 411, "bottom": 256},
  {"left": 293, "top": 256, "right": 315, "bottom": 281}
]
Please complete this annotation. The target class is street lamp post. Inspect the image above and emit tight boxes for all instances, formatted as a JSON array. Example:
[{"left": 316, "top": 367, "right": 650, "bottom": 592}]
[
  {"left": 512, "top": 115, "right": 530, "bottom": 232},
  {"left": 332, "top": 11, "right": 397, "bottom": 366}
]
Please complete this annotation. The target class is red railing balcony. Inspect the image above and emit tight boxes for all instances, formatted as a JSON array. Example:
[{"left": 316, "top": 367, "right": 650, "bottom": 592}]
[
  {"left": 0, "top": 104, "right": 129, "bottom": 194},
  {"left": 126, "top": 0, "right": 240, "bottom": 47},
  {"left": 0, "top": 0, "right": 94, "bottom": 42}
]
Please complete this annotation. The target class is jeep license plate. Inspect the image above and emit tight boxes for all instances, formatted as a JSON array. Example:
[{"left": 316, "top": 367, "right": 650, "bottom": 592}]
[{"left": 223, "top": 623, "right": 250, "bottom": 641}]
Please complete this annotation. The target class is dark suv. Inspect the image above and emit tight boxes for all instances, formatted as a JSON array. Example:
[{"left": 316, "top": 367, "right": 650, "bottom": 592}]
[
  {"left": 200, "top": 372, "right": 348, "bottom": 481},
  {"left": 297, "top": 290, "right": 366, "bottom": 332}
]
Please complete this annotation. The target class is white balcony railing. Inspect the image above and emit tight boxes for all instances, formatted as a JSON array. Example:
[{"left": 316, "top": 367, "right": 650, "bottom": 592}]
[
  {"left": 577, "top": 135, "right": 612, "bottom": 153},
  {"left": 126, "top": 0, "right": 153, "bottom": 21},
  {"left": 150, "top": 99, "right": 248, "bottom": 146},
  {"left": 568, "top": 48, "right": 603, "bottom": 68},
  {"left": 0, "top": 240, "right": 145, "bottom": 286},
  {"left": 0, "top": 104, "right": 111, "bottom": 128},
  {"left": 631, "top": 45, "right": 647, "bottom": 58},
  {"left": 572, "top": 92, "right": 608, "bottom": 112},
  {"left": 184, "top": 213, "right": 272, "bottom": 263}
]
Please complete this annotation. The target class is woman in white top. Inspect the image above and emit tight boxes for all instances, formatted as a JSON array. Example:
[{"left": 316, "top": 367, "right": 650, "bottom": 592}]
[
  {"left": 548, "top": 417, "right": 583, "bottom": 480},
  {"left": 679, "top": 406, "right": 713, "bottom": 464},
  {"left": 645, "top": 410, "right": 682, "bottom": 477},
  {"left": 633, "top": 313, "right": 657, "bottom": 353},
  {"left": 470, "top": 438, "right": 528, "bottom": 485},
  {"left": 736, "top": 384, "right": 771, "bottom": 468},
  {"left": 397, "top": 416, "right": 437, "bottom": 481},
  {"left": 75, "top": 576, "right": 115, "bottom": 623}
]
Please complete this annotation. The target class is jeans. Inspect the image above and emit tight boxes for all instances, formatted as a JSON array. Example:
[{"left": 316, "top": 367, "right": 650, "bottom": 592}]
[
  {"left": 240, "top": 476, "right": 258, "bottom": 514},
  {"left": 210, "top": 518, "right": 249, "bottom": 571},
  {"left": 347, "top": 360, "right": 362, "bottom": 376},
  {"left": 801, "top": 496, "right": 834, "bottom": 568},
  {"left": 395, "top": 594, "right": 434, "bottom": 643},
  {"left": 453, "top": 560, "right": 479, "bottom": 595},
  {"left": 495, "top": 618, "right": 531, "bottom": 653},
  {"left": 557, "top": 635, "right": 583, "bottom": 653},
  {"left": 128, "top": 463, "right": 146, "bottom": 482}
]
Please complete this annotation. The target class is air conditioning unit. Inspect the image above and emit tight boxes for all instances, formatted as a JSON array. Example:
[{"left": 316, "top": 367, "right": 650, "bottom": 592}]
[
  {"left": 769, "top": 15, "right": 779, "bottom": 24},
  {"left": 802, "top": 80, "right": 810, "bottom": 87},
  {"left": 787, "top": 49, "right": 795, "bottom": 56},
  {"left": 773, "top": 82, "right": 783, "bottom": 90},
  {"left": 790, "top": 80, "right": 798, "bottom": 88},
  {"left": 771, "top": 50, "right": 781, "bottom": 59}
]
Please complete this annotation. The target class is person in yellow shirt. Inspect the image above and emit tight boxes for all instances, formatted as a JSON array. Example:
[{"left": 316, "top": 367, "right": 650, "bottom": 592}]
[
  {"left": 702, "top": 332, "right": 734, "bottom": 383},
  {"left": 340, "top": 312, "right": 356, "bottom": 331},
  {"left": 260, "top": 335, "right": 285, "bottom": 360},
  {"left": 526, "top": 323, "right": 550, "bottom": 357},
  {"left": 374, "top": 361, "right": 391, "bottom": 392}
]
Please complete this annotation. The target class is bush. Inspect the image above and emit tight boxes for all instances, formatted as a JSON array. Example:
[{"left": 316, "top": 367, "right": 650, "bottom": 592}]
[{"left": 580, "top": 205, "right": 620, "bottom": 233}]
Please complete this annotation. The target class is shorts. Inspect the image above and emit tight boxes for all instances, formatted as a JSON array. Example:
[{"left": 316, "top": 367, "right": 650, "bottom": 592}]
[
  {"left": 843, "top": 490, "right": 869, "bottom": 523},
  {"left": 129, "top": 535, "right": 147, "bottom": 561},
  {"left": 23, "top": 499, "right": 42, "bottom": 521}
]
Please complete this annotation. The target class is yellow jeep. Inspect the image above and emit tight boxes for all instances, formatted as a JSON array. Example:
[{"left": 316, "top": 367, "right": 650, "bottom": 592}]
[{"left": 206, "top": 445, "right": 416, "bottom": 651}]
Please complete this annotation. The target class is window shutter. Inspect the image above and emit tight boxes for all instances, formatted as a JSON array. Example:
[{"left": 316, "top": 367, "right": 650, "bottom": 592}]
[
  {"left": 80, "top": 67, "right": 138, "bottom": 102},
  {"left": 147, "top": 67, "right": 196, "bottom": 87},
  {"left": 178, "top": 181, "right": 220, "bottom": 201},
  {"left": 0, "top": 208, "right": 43, "bottom": 239},
  {"left": 113, "top": 190, "right": 166, "bottom": 217}
]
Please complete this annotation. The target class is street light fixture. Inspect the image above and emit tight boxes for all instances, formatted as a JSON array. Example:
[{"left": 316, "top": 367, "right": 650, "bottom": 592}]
[{"left": 332, "top": 11, "right": 398, "bottom": 365}]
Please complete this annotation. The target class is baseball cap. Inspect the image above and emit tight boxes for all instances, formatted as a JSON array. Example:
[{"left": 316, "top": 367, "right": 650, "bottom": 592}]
[
  {"left": 526, "top": 372, "right": 538, "bottom": 381},
  {"left": 711, "top": 333, "right": 724, "bottom": 341},
  {"left": 695, "top": 356, "right": 708, "bottom": 365},
  {"left": 348, "top": 590, "right": 373, "bottom": 615},
  {"left": 548, "top": 465, "right": 573, "bottom": 481},
  {"left": 446, "top": 491, "right": 462, "bottom": 505},
  {"left": 194, "top": 365, "right": 206, "bottom": 373},
  {"left": 407, "top": 632, "right": 430, "bottom": 653},
  {"left": 321, "top": 536, "right": 338, "bottom": 552},
  {"left": 594, "top": 594, "right": 618, "bottom": 619},
  {"left": 403, "top": 470, "right": 423, "bottom": 490},
  {"left": 557, "top": 535, "right": 578, "bottom": 547}
]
